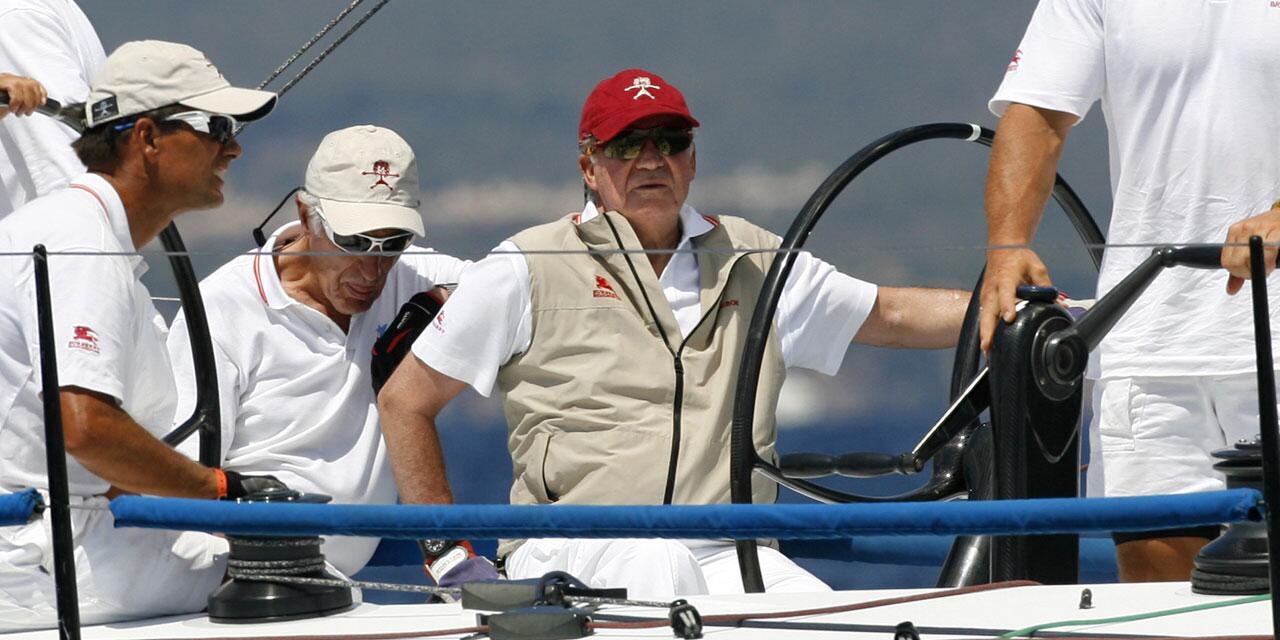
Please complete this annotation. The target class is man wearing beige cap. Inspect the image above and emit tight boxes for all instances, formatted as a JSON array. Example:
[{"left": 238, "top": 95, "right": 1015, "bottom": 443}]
[
  {"left": 167, "top": 125, "right": 491, "bottom": 586},
  {"left": 0, "top": 40, "right": 281, "bottom": 629},
  {"left": 379, "top": 68, "right": 968, "bottom": 597}
]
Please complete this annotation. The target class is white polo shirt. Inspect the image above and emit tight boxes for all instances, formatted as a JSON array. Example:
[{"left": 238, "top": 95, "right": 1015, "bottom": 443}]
[
  {"left": 990, "top": 0, "right": 1280, "bottom": 379},
  {"left": 0, "top": 173, "right": 176, "bottom": 496},
  {"left": 0, "top": 0, "right": 104, "bottom": 218},
  {"left": 167, "top": 222, "right": 468, "bottom": 575},
  {"left": 412, "top": 202, "right": 879, "bottom": 396}
]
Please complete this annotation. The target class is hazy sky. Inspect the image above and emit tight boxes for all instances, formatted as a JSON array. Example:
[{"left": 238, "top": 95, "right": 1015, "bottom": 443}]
[{"left": 76, "top": 1, "right": 1114, "bottom": 431}]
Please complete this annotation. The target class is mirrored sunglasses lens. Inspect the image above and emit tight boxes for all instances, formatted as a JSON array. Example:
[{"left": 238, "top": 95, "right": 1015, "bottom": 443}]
[
  {"left": 332, "top": 233, "right": 375, "bottom": 253},
  {"left": 209, "top": 116, "right": 236, "bottom": 143},
  {"left": 380, "top": 235, "right": 414, "bottom": 252},
  {"left": 603, "top": 135, "right": 644, "bottom": 160},
  {"left": 602, "top": 129, "right": 691, "bottom": 159},
  {"left": 656, "top": 131, "right": 693, "bottom": 155}
]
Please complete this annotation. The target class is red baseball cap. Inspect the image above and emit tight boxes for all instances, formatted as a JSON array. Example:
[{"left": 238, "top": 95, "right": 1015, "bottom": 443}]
[{"left": 579, "top": 68, "right": 700, "bottom": 145}]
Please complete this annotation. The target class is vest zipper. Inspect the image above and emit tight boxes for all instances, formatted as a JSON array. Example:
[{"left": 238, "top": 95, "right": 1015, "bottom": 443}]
[
  {"left": 661, "top": 253, "right": 752, "bottom": 505},
  {"left": 599, "top": 212, "right": 750, "bottom": 506},
  {"left": 662, "top": 357, "right": 685, "bottom": 504}
]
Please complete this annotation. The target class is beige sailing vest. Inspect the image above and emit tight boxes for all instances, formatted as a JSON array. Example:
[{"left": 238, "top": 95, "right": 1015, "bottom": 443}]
[{"left": 495, "top": 210, "right": 786, "bottom": 556}]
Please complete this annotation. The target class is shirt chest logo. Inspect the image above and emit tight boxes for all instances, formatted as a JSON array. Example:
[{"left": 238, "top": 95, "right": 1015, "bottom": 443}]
[
  {"left": 68, "top": 325, "right": 100, "bottom": 354},
  {"left": 592, "top": 275, "right": 619, "bottom": 300}
]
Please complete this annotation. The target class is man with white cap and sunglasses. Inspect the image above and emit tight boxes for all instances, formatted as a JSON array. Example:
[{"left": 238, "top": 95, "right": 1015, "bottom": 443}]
[
  {"left": 167, "top": 125, "right": 491, "bottom": 585},
  {"left": 379, "top": 68, "right": 969, "bottom": 597},
  {"left": 0, "top": 40, "right": 281, "bottom": 629}
]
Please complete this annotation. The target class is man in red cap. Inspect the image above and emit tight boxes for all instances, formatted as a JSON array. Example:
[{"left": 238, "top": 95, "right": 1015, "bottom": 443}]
[{"left": 379, "top": 68, "right": 968, "bottom": 597}]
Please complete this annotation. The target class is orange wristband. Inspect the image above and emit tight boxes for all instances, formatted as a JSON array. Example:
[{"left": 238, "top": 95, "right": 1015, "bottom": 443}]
[{"left": 213, "top": 468, "right": 228, "bottom": 498}]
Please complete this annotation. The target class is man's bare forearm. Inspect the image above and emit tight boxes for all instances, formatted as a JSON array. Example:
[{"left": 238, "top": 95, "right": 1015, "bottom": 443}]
[
  {"left": 378, "top": 354, "right": 466, "bottom": 505},
  {"left": 61, "top": 388, "right": 218, "bottom": 498},
  {"left": 854, "top": 286, "right": 969, "bottom": 349},
  {"left": 985, "top": 104, "right": 1077, "bottom": 246},
  {"left": 381, "top": 411, "right": 455, "bottom": 505}
]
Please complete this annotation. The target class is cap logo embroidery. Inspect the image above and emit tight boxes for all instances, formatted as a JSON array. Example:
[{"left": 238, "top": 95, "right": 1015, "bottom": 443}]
[
  {"left": 624, "top": 76, "right": 660, "bottom": 100},
  {"left": 201, "top": 55, "right": 222, "bottom": 77},
  {"left": 593, "top": 275, "right": 619, "bottom": 300},
  {"left": 361, "top": 160, "right": 399, "bottom": 190},
  {"left": 68, "top": 325, "right": 100, "bottom": 354}
]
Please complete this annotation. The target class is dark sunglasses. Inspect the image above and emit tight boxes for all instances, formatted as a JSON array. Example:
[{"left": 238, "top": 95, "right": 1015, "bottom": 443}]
[
  {"left": 316, "top": 209, "right": 416, "bottom": 254},
  {"left": 113, "top": 110, "right": 238, "bottom": 144},
  {"left": 597, "top": 127, "right": 693, "bottom": 160}
]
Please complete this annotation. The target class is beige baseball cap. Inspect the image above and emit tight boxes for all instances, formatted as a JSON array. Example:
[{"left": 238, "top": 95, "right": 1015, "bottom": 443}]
[
  {"left": 304, "top": 125, "right": 425, "bottom": 236},
  {"left": 84, "top": 40, "right": 277, "bottom": 128}
]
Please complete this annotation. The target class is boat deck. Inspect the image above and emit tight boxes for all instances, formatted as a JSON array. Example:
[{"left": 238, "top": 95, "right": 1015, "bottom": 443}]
[{"left": 2, "top": 582, "right": 1270, "bottom": 639}]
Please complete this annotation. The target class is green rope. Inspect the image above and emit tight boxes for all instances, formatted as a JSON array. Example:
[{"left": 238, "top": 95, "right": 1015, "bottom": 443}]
[{"left": 997, "top": 592, "right": 1270, "bottom": 638}]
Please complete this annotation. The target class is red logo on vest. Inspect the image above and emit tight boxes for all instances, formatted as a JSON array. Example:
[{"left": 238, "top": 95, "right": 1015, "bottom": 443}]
[
  {"left": 362, "top": 160, "right": 399, "bottom": 190},
  {"left": 593, "top": 275, "right": 619, "bottom": 300},
  {"left": 719, "top": 298, "right": 740, "bottom": 309},
  {"left": 68, "top": 325, "right": 100, "bottom": 354}
]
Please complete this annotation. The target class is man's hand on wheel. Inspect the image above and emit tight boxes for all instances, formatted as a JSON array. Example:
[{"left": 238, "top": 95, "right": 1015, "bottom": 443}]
[
  {"left": 1222, "top": 204, "right": 1280, "bottom": 295},
  {"left": 979, "top": 247, "right": 1052, "bottom": 352}
]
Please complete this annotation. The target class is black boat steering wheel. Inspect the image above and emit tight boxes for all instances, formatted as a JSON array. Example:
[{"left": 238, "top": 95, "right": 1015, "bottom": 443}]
[{"left": 728, "top": 122, "right": 1106, "bottom": 592}]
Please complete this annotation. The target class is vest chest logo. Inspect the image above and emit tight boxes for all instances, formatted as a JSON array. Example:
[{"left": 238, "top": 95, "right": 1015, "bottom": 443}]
[
  {"left": 68, "top": 325, "right": 100, "bottom": 354},
  {"left": 719, "top": 298, "right": 740, "bottom": 310},
  {"left": 593, "top": 275, "right": 619, "bottom": 300}
]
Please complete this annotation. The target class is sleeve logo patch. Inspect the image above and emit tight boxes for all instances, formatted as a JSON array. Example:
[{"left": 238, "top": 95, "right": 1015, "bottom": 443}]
[{"left": 68, "top": 325, "right": 100, "bottom": 354}]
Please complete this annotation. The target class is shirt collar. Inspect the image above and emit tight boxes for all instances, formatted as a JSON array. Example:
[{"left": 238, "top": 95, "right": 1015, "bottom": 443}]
[
  {"left": 251, "top": 222, "right": 301, "bottom": 309},
  {"left": 70, "top": 173, "right": 147, "bottom": 277},
  {"left": 577, "top": 201, "right": 716, "bottom": 246}
]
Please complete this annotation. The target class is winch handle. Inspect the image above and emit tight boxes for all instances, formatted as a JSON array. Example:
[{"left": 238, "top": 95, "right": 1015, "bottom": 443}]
[
  {"left": 1159, "top": 244, "right": 1223, "bottom": 269},
  {"left": 0, "top": 91, "right": 84, "bottom": 133},
  {"left": 1159, "top": 243, "right": 1280, "bottom": 270},
  {"left": 0, "top": 91, "right": 65, "bottom": 118}
]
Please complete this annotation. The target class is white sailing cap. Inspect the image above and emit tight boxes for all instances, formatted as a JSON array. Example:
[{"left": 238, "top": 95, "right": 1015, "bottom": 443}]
[
  {"left": 304, "top": 125, "right": 425, "bottom": 236},
  {"left": 84, "top": 40, "right": 276, "bottom": 128}
]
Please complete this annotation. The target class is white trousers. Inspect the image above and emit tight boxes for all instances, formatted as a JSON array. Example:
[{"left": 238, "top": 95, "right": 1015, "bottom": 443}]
[
  {"left": 0, "top": 496, "right": 228, "bottom": 631},
  {"left": 505, "top": 538, "right": 831, "bottom": 600},
  {"left": 1087, "top": 373, "right": 1266, "bottom": 498}
]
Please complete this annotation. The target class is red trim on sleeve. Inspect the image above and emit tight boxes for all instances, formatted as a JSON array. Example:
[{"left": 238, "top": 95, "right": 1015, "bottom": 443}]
[
  {"left": 69, "top": 184, "right": 109, "bottom": 220},
  {"left": 252, "top": 252, "right": 269, "bottom": 305}
]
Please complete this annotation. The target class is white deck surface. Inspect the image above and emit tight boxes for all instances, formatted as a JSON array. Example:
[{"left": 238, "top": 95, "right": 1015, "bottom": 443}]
[{"left": 1, "top": 582, "right": 1272, "bottom": 639}]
